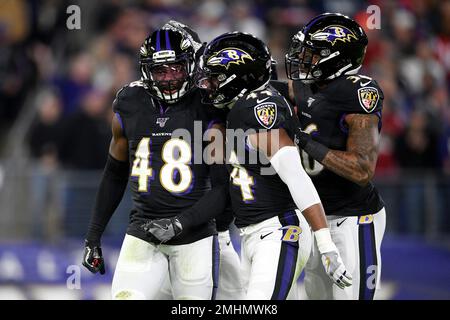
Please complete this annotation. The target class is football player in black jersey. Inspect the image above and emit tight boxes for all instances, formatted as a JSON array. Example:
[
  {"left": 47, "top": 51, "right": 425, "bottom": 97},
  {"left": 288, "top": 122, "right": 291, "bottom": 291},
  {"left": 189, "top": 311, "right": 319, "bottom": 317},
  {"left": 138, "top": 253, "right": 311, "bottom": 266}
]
[
  {"left": 193, "top": 32, "right": 352, "bottom": 299},
  {"left": 140, "top": 21, "right": 245, "bottom": 300},
  {"left": 82, "top": 22, "right": 230, "bottom": 300},
  {"left": 284, "top": 13, "right": 386, "bottom": 300}
]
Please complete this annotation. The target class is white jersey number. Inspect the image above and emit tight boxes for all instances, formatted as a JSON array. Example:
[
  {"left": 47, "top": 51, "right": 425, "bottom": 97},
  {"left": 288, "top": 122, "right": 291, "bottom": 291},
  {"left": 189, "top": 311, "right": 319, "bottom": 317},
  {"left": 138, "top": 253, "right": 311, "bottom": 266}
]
[
  {"left": 131, "top": 138, "right": 153, "bottom": 192},
  {"left": 300, "top": 124, "right": 324, "bottom": 176},
  {"left": 131, "top": 137, "right": 192, "bottom": 193},
  {"left": 229, "top": 150, "right": 254, "bottom": 201},
  {"left": 160, "top": 139, "right": 192, "bottom": 193}
]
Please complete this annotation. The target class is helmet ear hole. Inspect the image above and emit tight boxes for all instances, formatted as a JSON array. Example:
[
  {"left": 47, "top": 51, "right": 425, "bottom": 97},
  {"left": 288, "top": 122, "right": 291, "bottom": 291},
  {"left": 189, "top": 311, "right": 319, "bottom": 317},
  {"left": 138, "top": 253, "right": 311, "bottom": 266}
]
[
  {"left": 312, "top": 69, "right": 322, "bottom": 77},
  {"left": 320, "top": 49, "right": 330, "bottom": 57}
]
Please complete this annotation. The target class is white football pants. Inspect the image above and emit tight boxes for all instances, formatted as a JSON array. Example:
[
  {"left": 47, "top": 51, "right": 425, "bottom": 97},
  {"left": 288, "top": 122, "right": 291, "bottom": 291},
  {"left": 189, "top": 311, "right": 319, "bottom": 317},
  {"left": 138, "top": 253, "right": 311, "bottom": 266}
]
[
  {"left": 155, "top": 229, "right": 245, "bottom": 300},
  {"left": 304, "top": 208, "right": 386, "bottom": 300},
  {"left": 111, "top": 234, "right": 219, "bottom": 300},
  {"left": 239, "top": 210, "right": 312, "bottom": 300}
]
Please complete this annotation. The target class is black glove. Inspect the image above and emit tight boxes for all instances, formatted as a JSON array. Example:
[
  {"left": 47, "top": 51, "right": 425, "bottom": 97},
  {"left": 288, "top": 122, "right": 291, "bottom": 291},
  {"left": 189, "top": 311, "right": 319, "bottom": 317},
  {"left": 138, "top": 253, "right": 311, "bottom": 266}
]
[
  {"left": 141, "top": 217, "right": 183, "bottom": 243},
  {"left": 294, "top": 128, "right": 311, "bottom": 149},
  {"left": 82, "top": 240, "right": 105, "bottom": 275},
  {"left": 294, "top": 127, "right": 329, "bottom": 163}
]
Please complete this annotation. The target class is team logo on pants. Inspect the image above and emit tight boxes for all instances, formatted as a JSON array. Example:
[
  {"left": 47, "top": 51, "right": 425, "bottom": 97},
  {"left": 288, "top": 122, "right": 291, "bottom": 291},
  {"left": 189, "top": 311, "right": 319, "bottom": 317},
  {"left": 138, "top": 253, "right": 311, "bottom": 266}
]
[
  {"left": 279, "top": 225, "right": 302, "bottom": 242},
  {"left": 358, "top": 214, "right": 373, "bottom": 224}
]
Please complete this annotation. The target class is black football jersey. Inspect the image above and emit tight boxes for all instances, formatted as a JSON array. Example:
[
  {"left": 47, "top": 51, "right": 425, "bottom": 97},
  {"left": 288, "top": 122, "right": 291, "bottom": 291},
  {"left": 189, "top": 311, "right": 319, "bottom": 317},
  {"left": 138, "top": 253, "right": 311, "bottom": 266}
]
[
  {"left": 113, "top": 80, "right": 224, "bottom": 244},
  {"left": 291, "top": 75, "right": 385, "bottom": 217},
  {"left": 225, "top": 85, "right": 298, "bottom": 228}
]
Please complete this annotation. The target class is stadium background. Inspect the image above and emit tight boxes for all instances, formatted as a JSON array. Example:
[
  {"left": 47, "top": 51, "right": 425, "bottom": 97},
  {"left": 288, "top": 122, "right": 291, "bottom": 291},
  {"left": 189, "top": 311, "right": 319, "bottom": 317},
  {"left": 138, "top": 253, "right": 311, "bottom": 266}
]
[{"left": 0, "top": 0, "right": 449, "bottom": 300}]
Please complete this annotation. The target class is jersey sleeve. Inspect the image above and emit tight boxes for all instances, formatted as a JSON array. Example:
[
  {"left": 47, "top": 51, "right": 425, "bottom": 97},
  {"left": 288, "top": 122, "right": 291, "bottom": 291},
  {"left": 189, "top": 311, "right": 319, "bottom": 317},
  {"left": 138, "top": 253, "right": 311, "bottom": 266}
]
[
  {"left": 269, "top": 80, "right": 290, "bottom": 102},
  {"left": 112, "top": 81, "right": 151, "bottom": 138},
  {"left": 331, "top": 75, "right": 384, "bottom": 115},
  {"left": 112, "top": 81, "right": 148, "bottom": 116},
  {"left": 236, "top": 89, "right": 295, "bottom": 131}
]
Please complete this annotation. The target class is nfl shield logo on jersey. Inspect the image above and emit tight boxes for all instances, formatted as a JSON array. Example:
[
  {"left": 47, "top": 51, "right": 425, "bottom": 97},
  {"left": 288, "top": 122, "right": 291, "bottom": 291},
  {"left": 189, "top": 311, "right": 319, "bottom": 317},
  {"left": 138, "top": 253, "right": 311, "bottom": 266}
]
[
  {"left": 254, "top": 103, "right": 277, "bottom": 129},
  {"left": 156, "top": 117, "right": 169, "bottom": 127},
  {"left": 357, "top": 87, "right": 379, "bottom": 113}
]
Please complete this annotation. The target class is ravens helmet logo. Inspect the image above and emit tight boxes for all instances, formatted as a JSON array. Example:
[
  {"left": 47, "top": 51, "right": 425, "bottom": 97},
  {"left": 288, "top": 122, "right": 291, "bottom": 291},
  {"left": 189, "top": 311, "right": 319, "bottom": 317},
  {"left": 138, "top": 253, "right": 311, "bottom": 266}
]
[
  {"left": 310, "top": 25, "right": 358, "bottom": 46},
  {"left": 207, "top": 48, "right": 253, "bottom": 69}
]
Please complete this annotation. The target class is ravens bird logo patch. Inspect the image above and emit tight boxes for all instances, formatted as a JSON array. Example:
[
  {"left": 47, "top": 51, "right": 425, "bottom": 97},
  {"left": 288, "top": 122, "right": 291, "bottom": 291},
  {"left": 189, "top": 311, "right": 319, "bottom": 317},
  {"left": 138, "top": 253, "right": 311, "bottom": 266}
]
[
  {"left": 254, "top": 103, "right": 277, "bottom": 129},
  {"left": 207, "top": 48, "right": 253, "bottom": 70},
  {"left": 357, "top": 87, "right": 379, "bottom": 113}
]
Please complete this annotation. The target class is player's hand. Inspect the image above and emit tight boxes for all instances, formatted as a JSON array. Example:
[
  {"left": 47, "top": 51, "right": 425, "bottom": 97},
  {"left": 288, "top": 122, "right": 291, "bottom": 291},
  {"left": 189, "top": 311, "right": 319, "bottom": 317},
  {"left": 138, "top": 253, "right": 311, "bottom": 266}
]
[
  {"left": 141, "top": 217, "right": 183, "bottom": 243},
  {"left": 320, "top": 249, "right": 352, "bottom": 289},
  {"left": 294, "top": 128, "right": 310, "bottom": 149},
  {"left": 82, "top": 240, "right": 105, "bottom": 275}
]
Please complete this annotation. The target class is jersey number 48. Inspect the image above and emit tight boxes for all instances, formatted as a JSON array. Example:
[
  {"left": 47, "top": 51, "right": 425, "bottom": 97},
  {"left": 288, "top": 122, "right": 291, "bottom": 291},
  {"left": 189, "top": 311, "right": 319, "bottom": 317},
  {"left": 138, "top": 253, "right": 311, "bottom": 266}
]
[{"left": 131, "top": 137, "right": 192, "bottom": 193}]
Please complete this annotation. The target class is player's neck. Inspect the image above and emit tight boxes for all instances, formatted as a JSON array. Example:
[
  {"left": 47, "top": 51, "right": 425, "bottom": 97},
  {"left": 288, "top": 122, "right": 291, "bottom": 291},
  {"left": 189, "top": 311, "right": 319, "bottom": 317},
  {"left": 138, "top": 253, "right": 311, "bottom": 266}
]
[
  {"left": 316, "top": 80, "right": 330, "bottom": 90},
  {"left": 311, "top": 79, "right": 332, "bottom": 92}
]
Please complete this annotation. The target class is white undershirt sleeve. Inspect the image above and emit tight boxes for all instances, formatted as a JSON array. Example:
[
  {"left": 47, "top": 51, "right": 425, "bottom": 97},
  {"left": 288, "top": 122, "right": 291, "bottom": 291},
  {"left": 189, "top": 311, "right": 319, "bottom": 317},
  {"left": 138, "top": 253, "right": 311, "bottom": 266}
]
[{"left": 269, "top": 146, "right": 321, "bottom": 212}]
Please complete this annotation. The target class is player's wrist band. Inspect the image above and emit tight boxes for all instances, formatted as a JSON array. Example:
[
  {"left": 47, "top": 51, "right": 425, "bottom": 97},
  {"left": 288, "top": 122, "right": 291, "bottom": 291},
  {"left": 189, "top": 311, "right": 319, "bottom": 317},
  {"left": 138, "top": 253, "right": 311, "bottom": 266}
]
[
  {"left": 303, "top": 139, "right": 329, "bottom": 163},
  {"left": 314, "top": 228, "right": 337, "bottom": 254}
]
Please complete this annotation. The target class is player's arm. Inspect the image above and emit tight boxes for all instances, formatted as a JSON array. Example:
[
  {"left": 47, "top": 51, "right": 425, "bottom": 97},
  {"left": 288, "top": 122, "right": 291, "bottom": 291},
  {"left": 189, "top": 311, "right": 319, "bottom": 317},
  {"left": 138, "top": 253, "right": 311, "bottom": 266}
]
[
  {"left": 142, "top": 123, "right": 230, "bottom": 242},
  {"left": 296, "top": 113, "right": 380, "bottom": 186},
  {"left": 83, "top": 114, "right": 129, "bottom": 274},
  {"left": 249, "top": 128, "right": 352, "bottom": 288},
  {"left": 248, "top": 129, "right": 327, "bottom": 231}
]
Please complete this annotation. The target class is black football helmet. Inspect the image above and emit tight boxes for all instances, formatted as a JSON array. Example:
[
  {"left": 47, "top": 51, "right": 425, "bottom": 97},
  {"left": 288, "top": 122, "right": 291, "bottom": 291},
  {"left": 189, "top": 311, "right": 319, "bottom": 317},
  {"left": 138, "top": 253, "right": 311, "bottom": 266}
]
[
  {"left": 196, "top": 32, "right": 272, "bottom": 108},
  {"left": 139, "top": 27, "right": 196, "bottom": 103},
  {"left": 285, "top": 13, "right": 368, "bottom": 83}
]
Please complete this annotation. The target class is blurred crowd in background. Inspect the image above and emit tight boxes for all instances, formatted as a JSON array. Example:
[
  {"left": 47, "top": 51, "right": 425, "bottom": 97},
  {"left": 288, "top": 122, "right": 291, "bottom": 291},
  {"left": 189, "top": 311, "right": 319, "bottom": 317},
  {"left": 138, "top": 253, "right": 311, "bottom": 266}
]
[
  {"left": 1, "top": 0, "right": 449, "bottom": 300},
  {"left": 0, "top": 0, "right": 449, "bottom": 174},
  {"left": 0, "top": 0, "right": 450, "bottom": 240}
]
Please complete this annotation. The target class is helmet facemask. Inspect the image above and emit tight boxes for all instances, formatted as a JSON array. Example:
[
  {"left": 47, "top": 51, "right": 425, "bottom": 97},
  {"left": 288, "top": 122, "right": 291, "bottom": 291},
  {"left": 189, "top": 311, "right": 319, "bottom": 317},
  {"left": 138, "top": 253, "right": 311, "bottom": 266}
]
[
  {"left": 196, "top": 57, "right": 247, "bottom": 109},
  {"left": 141, "top": 54, "right": 194, "bottom": 104},
  {"left": 285, "top": 34, "right": 331, "bottom": 83}
]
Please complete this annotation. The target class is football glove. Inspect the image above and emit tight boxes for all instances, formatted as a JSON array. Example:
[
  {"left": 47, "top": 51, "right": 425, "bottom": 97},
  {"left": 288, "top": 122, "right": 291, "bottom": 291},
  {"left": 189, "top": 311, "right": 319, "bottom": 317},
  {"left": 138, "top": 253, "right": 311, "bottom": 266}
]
[
  {"left": 315, "top": 228, "right": 352, "bottom": 289},
  {"left": 294, "top": 127, "right": 329, "bottom": 162},
  {"left": 294, "top": 128, "right": 310, "bottom": 149},
  {"left": 321, "top": 250, "right": 352, "bottom": 289},
  {"left": 82, "top": 240, "right": 105, "bottom": 275},
  {"left": 141, "top": 217, "right": 183, "bottom": 243}
]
